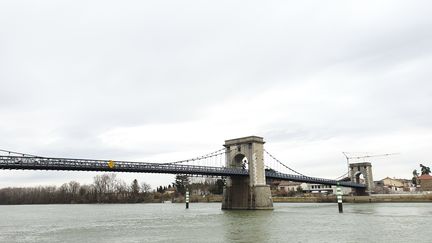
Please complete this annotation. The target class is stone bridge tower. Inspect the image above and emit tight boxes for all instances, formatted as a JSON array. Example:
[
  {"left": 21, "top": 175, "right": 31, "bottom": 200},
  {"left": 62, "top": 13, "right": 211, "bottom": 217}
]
[
  {"left": 349, "top": 162, "right": 374, "bottom": 195},
  {"left": 222, "top": 136, "right": 273, "bottom": 210}
]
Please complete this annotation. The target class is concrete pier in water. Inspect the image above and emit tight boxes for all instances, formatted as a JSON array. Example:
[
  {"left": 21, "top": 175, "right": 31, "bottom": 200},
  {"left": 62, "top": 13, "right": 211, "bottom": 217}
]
[{"left": 222, "top": 136, "right": 273, "bottom": 210}]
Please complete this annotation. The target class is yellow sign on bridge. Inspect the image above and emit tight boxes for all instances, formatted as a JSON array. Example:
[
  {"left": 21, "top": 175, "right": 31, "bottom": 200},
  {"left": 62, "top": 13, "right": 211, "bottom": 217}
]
[{"left": 108, "top": 160, "right": 115, "bottom": 169}]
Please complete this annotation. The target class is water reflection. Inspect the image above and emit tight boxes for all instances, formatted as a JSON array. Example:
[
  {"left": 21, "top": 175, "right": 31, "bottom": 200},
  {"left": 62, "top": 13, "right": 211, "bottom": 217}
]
[
  {"left": 222, "top": 210, "right": 273, "bottom": 242},
  {"left": 350, "top": 204, "right": 377, "bottom": 215}
]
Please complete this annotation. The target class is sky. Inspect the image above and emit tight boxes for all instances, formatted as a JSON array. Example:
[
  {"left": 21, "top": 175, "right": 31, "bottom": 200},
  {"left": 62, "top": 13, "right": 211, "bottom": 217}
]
[{"left": 1, "top": 0, "right": 431, "bottom": 189}]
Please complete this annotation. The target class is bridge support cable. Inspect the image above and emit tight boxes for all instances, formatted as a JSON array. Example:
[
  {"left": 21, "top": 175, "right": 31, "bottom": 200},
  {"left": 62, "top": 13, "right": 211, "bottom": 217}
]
[
  {"left": 0, "top": 147, "right": 366, "bottom": 188},
  {"left": 0, "top": 153, "right": 366, "bottom": 188},
  {"left": 0, "top": 147, "right": 231, "bottom": 180},
  {"left": 334, "top": 171, "right": 349, "bottom": 181},
  {"left": 264, "top": 149, "right": 352, "bottom": 182},
  {"left": 0, "top": 154, "right": 246, "bottom": 177},
  {"left": 160, "top": 148, "right": 226, "bottom": 166},
  {"left": 160, "top": 147, "right": 241, "bottom": 168},
  {"left": 263, "top": 149, "right": 309, "bottom": 177},
  {"left": 0, "top": 147, "right": 230, "bottom": 169},
  {"left": 0, "top": 149, "right": 39, "bottom": 158}
]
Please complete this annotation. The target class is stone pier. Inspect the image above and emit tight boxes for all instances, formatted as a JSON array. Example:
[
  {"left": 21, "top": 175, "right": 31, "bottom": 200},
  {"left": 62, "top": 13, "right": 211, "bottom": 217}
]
[
  {"left": 349, "top": 162, "right": 374, "bottom": 195},
  {"left": 222, "top": 136, "right": 273, "bottom": 210}
]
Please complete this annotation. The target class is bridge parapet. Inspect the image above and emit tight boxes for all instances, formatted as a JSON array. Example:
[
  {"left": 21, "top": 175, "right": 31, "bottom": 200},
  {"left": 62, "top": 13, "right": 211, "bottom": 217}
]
[
  {"left": 265, "top": 171, "right": 366, "bottom": 188},
  {"left": 1, "top": 154, "right": 366, "bottom": 190},
  {"left": 0, "top": 155, "right": 365, "bottom": 189}
]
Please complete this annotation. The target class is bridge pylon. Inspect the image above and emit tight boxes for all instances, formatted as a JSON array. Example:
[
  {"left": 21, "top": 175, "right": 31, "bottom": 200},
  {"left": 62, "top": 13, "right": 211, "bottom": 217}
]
[
  {"left": 349, "top": 162, "right": 374, "bottom": 195},
  {"left": 222, "top": 136, "right": 273, "bottom": 210}
]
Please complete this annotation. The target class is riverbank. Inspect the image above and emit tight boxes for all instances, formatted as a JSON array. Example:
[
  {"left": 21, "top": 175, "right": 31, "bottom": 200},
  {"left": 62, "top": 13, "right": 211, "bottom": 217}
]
[
  {"left": 178, "top": 193, "right": 432, "bottom": 204},
  {"left": 161, "top": 193, "right": 432, "bottom": 203},
  {"left": 2, "top": 194, "right": 432, "bottom": 205},
  {"left": 272, "top": 193, "right": 432, "bottom": 203}
]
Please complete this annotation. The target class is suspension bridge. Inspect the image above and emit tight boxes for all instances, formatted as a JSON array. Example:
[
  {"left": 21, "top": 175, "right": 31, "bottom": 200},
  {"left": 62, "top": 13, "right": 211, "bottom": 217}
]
[{"left": 0, "top": 136, "right": 368, "bottom": 210}]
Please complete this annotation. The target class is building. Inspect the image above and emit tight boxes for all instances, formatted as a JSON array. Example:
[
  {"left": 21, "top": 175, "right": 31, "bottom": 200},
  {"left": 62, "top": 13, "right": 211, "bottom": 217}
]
[
  {"left": 418, "top": 174, "right": 432, "bottom": 191},
  {"left": 165, "top": 187, "right": 176, "bottom": 195},
  {"left": 301, "top": 183, "right": 333, "bottom": 193},
  {"left": 277, "top": 181, "right": 301, "bottom": 192},
  {"left": 380, "top": 177, "right": 405, "bottom": 192},
  {"left": 376, "top": 177, "right": 414, "bottom": 193},
  {"left": 275, "top": 181, "right": 352, "bottom": 195},
  {"left": 300, "top": 183, "right": 352, "bottom": 194}
]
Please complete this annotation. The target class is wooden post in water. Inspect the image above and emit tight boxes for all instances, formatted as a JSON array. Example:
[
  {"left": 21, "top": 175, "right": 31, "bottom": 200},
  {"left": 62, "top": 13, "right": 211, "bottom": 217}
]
[
  {"left": 336, "top": 183, "right": 343, "bottom": 213},
  {"left": 185, "top": 190, "right": 190, "bottom": 209}
]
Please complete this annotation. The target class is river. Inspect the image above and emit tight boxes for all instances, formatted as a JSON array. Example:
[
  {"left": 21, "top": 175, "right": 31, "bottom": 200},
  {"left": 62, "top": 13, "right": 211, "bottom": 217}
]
[{"left": 1, "top": 203, "right": 431, "bottom": 242}]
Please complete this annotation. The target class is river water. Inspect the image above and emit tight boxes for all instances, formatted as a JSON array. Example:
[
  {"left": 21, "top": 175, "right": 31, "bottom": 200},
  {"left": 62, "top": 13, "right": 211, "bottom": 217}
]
[{"left": 1, "top": 203, "right": 431, "bottom": 243}]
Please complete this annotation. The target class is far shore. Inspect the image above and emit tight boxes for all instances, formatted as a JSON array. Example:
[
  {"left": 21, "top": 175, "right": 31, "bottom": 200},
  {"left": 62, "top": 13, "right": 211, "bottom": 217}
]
[
  {"left": 2, "top": 194, "right": 432, "bottom": 205},
  {"left": 272, "top": 193, "right": 432, "bottom": 203},
  {"left": 188, "top": 193, "right": 432, "bottom": 203},
  {"left": 160, "top": 193, "right": 432, "bottom": 204}
]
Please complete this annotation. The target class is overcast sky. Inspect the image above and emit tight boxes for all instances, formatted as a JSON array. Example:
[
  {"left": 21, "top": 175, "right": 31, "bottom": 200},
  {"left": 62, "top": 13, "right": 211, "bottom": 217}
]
[{"left": 1, "top": 1, "right": 431, "bottom": 189}]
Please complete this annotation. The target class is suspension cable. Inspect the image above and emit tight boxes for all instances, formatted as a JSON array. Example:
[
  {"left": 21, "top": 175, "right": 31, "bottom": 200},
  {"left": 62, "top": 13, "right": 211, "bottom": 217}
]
[
  {"left": 0, "top": 149, "right": 39, "bottom": 157},
  {"left": 264, "top": 149, "right": 308, "bottom": 177},
  {"left": 161, "top": 148, "right": 226, "bottom": 165},
  {"left": 1, "top": 147, "right": 228, "bottom": 166},
  {"left": 334, "top": 171, "right": 349, "bottom": 180}
]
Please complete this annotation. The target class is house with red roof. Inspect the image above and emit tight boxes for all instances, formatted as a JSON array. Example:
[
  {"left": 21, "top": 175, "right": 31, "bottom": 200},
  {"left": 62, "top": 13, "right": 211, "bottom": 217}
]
[{"left": 418, "top": 174, "right": 432, "bottom": 191}]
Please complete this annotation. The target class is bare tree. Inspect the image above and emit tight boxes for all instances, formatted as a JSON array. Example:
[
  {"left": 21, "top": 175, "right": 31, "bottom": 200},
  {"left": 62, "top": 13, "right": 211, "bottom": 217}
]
[
  {"left": 0, "top": 174, "right": 157, "bottom": 204},
  {"left": 140, "top": 182, "right": 151, "bottom": 194}
]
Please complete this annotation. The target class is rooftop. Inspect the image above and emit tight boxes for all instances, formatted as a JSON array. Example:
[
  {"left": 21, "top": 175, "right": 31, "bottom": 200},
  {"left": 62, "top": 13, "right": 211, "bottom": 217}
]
[
  {"left": 418, "top": 174, "right": 432, "bottom": 180},
  {"left": 278, "top": 181, "right": 301, "bottom": 186}
]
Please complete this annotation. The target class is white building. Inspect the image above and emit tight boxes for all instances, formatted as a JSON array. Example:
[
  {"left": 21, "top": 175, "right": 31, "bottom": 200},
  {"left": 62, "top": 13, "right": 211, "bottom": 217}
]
[{"left": 300, "top": 183, "right": 352, "bottom": 195}]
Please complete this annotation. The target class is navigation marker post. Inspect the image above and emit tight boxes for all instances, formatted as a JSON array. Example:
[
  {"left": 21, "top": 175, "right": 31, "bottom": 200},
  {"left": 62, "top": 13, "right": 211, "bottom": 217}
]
[
  {"left": 185, "top": 190, "right": 190, "bottom": 209},
  {"left": 336, "top": 183, "right": 343, "bottom": 213}
]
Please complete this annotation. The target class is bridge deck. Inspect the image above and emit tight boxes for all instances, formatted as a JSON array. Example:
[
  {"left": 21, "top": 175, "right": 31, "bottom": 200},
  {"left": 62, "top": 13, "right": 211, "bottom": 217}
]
[{"left": 0, "top": 156, "right": 365, "bottom": 188}]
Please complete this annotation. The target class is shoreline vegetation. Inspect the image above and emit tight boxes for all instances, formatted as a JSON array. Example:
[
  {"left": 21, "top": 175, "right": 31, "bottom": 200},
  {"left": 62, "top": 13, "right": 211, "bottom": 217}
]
[
  {"left": 0, "top": 174, "right": 223, "bottom": 205},
  {"left": 1, "top": 173, "right": 432, "bottom": 205},
  {"left": 1, "top": 194, "right": 432, "bottom": 205}
]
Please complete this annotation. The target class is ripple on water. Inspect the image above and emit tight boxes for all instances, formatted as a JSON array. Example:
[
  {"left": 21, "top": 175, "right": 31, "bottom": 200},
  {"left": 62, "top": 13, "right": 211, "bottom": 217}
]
[{"left": 1, "top": 203, "right": 432, "bottom": 243}]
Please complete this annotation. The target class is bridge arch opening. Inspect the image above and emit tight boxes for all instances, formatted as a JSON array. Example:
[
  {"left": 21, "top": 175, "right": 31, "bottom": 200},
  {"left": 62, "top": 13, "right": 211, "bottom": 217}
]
[
  {"left": 349, "top": 162, "right": 374, "bottom": 195},
  {"left": 233, "top": 153, "right": 248, "bottom": 170},
  {"left": 223, "top": 136, "right": 273, "bottom": 210},
  {"left": 354, "top": 171, "right": 365, "bottom": 185}
]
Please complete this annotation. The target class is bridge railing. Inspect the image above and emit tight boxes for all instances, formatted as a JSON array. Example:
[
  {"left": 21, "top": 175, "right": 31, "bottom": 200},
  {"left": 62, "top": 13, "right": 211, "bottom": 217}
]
[
  {"left": 265, "top": 171, "right": 365, "bottom": 188},
  {"left": 0, "top": 155, "right": 365, "bottom": 188},
  {"left": 0, "top": 155, "right": 249, "bottom": 177}
]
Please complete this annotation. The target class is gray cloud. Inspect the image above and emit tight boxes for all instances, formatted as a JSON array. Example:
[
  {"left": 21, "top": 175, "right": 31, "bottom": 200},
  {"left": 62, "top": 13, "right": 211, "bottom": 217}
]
[{"left": 1, "top": 0, "right": 432, "bottom": 187}]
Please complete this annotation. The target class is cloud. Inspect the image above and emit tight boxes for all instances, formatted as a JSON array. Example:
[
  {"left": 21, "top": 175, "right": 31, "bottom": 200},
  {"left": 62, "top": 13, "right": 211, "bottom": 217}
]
[{"left": 1, "top": 0, "right": 432, "bottom": 188}]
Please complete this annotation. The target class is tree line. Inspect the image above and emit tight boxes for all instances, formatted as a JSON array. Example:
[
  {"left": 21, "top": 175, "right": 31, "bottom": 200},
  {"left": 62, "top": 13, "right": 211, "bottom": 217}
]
[
  {"left": 0, "top": 174, "right": 152, "bottom": 204},
  {"left": 0, "top": 174, "right": 224, "bottom": 205},
  {"left": 412, "top": 163, "right": 431, "bottom": 186}
]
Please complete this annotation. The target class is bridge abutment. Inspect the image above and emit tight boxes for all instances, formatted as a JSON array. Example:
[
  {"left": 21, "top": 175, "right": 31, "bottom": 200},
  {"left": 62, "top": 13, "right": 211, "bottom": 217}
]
[{"left": 222, "top": 136, "right": 273, "bottom": 210}]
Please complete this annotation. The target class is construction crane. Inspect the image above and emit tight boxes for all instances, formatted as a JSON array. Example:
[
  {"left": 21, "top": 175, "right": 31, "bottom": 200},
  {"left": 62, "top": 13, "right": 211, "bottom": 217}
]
[{"left": 341, "top": 152, "right": 398, "bottom": 179}]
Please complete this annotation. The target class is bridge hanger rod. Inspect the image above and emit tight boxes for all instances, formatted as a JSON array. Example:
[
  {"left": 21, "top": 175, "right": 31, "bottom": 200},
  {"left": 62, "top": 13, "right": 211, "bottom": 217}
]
[
  {"left": 0, "top": 152, "right": 366, "bottom": 188},
  {"left": 0, "top": 148, "right": 227, "bottom": 166},
  {"left": 264, "top": 149, "right": 308, "bottom": 177},
  {"left": 160, "top": 148, "right": 226, "bottom": 165},
  {"left": 334, "top": 171, "right": 349, "bottom": 180},
  {"left": 0, "top": 149, "right": 39, "bottom": 157}
]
